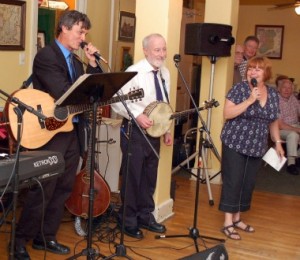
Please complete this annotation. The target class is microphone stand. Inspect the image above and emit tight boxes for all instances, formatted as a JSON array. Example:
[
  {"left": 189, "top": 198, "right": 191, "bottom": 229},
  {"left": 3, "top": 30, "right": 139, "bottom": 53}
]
[
  {"left": 0, "top": 89, "right": 46, "bottom": 259},
  {"left": 0, "top": 89, "right": 46, "bottom": 121},
  {"left": 155, "top": 57, "right": 224, "bottom": 252},
  {"left": 104, "top": 91, "right": 159, "bottom": 260}
]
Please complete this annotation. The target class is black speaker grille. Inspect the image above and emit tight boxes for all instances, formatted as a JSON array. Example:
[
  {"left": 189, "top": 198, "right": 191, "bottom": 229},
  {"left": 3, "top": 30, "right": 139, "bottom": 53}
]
[
  {"left": 185, "top": 23, "right": 234, "bottom": 57},
  {"left": 179, "top": 244, "right": 228, "bottom": 260}
]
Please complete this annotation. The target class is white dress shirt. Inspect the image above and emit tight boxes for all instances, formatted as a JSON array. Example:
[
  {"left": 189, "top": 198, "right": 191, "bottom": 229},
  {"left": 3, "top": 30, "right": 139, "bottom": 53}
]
[{"left": 111, "top": 58, "right": 170, "bottom": 120}]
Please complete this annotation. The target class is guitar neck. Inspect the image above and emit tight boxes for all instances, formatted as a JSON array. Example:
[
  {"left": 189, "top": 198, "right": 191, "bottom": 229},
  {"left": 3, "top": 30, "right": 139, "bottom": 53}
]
[
  {"left": 170, "top": 100, "right": 217, "bottom": 120},
  {"left": 67, "top": 94, "right": 129, "bottom": 115},
  {"left": 99, "top": 95, "right": 127, "bottom": 106}
]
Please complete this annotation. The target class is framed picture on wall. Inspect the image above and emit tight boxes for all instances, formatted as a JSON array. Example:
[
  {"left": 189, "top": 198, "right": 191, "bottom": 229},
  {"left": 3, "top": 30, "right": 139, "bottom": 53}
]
[
  {"left": 118, "top": 11, "right": 136, "bottom": 42},
  {"left": 255, "top": 25, "right": 284, "bottom": 59},
  {"left": 0, "top": 0, "right": 26, "bottom": 50}
]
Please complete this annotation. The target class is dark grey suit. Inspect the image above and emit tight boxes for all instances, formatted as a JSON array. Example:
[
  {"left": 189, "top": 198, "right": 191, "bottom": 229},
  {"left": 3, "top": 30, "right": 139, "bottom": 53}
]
[{"left": 15, "top": 41, "right": 102, "bottom": 245}]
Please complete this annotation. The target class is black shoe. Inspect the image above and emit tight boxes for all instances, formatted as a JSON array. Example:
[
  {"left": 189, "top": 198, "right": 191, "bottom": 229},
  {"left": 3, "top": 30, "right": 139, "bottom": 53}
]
[
  {"left": 124, "top": 226, "right": 144, "bottom": 239},
  {"left": 116, "top": 218, "right": 144, "bottom": 239},
  {"left": 13, "top": 245, "right": 31, "bottom": 260},
  {"left": 296, "top": 158, "right": 300, "bottom": 167},
  {"left": 32, "top": 239, "right": 70, "bottom": 255},
  {"left": 140, "top": 221, "right": 166, "bottom": 233},
  {"left": 287, "top": 164, "right": 299, "bottom": 175}
]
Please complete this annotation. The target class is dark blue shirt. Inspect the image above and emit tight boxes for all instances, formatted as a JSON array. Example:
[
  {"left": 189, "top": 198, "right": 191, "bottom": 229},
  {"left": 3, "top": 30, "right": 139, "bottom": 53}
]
[{"left": 221, "top": 81, "right": 279, "bottom": 157}]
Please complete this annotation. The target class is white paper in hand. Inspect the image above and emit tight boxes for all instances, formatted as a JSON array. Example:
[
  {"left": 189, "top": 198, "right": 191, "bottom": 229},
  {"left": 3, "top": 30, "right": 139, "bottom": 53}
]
[{"left": 262, "top": 147, "right": 287, "bottom": 172}]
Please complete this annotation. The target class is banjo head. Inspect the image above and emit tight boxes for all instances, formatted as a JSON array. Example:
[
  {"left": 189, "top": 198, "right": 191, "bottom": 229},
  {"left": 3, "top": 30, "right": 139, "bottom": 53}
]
[{"left": 144, "top": 101, "right": 173, "bottom": 137}]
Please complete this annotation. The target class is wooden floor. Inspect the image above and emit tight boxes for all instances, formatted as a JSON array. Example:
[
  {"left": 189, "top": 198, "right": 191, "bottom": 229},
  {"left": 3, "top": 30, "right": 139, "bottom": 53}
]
[{"left": 1, "top": 174, "right": 300, "bottom": 260}]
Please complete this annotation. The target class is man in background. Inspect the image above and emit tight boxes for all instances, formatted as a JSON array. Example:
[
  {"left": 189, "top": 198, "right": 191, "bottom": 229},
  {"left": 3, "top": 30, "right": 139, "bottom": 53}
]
[
  {"left": 238, "top": 35, "right": 259, "bottom": 81},
  {"left": 233, "top": 44, "right": 244, "bottom": 85},
  {"left": 276, "top": 75, "right": 300, "bottom": 175}
]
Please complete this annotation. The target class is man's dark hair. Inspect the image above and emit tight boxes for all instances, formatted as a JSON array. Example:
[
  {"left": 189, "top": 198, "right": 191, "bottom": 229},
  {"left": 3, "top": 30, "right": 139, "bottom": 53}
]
[
  {"left": 244, "top": 35, "right": 259, "bottom": 45},
  {"left": 56, "top": 10, "right": 91, "bottom": 37}
]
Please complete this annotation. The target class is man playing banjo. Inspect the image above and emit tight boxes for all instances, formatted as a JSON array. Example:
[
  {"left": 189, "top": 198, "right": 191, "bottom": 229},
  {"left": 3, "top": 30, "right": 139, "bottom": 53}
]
[{"left": 111, "top": 33, "right": 172, "bottom": 239}]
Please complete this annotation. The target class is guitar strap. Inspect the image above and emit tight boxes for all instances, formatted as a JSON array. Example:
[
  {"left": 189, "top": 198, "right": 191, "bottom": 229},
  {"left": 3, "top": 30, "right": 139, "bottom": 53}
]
[
  {"left": 20, "top": 74, "right": 33, "bottom": 89},
  {"left": 159, "top": 70, "right": 170, "bottom": 104}
]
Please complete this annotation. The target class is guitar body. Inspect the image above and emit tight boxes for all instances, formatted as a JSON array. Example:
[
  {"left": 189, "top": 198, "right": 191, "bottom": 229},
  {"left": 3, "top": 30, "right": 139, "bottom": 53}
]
[
  {"left": 5, "top": 89, "right": 74, "bottom": 149},
  {"left": 65, "top": 168, "right": 111, "bottom": 218},
  {"left": 5, "top": 88, "right": 144, "bottom": 149}
]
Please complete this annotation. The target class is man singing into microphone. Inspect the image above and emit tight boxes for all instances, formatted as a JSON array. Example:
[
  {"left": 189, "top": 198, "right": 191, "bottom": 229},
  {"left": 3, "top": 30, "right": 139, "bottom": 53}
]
[
  {"left": 219, "top": 56, "right": 284, "bottom": 240},
  {"left": 13, "top": 10, "right": 102, "bottom": 259}
]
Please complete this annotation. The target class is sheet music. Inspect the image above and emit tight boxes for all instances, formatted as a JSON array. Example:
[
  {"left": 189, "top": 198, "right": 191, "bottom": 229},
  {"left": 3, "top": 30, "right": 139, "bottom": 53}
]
[
  {"left": 54, "top": 72, "right": 137, "bottom": 107},
  {"left": 262, "top": 147, "right": 287, "bottom": 172},
  {"left": 55, "top": 73, "right": 91, "bottom": 106}
]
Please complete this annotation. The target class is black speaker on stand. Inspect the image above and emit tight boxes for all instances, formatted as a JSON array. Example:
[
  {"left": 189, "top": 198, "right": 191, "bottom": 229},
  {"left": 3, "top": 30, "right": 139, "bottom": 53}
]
[
  {"left": 185, "top": 23, "right": 234, "bottom": 57},
  {"left": 160, "top": 23, "right": 234, "bottom": 256},
  {"left": 184, "top": 22, "right": 235, "bottom": 200}
]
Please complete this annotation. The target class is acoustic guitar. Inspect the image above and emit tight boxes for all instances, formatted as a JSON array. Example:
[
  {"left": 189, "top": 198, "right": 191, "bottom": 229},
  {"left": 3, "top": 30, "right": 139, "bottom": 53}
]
[{"left": 5, "top": 88, "right": 144, "bottom": 149}]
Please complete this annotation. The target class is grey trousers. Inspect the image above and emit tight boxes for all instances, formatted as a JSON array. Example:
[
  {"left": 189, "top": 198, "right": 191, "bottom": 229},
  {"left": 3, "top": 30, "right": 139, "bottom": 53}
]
[{"left": 280, "top": 124, "right": 300, "bottom": 165}]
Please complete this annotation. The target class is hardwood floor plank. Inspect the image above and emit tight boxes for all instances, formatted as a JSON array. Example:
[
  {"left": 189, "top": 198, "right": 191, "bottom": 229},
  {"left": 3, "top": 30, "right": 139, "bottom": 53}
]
[{"left": 1, "top": 175, "right": 300, "bottom": 259}]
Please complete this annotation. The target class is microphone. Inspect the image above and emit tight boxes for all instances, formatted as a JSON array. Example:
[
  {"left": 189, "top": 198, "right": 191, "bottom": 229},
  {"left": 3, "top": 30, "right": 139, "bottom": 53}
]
[
  {"left": 80, "top": 42, "right": 108, "bottom": 64},
  {"left": 173, "top": 54, "right": 181, "bottom": 63},
  {"left": 250, "top": 78, "right": 257, "bottom": 87}
]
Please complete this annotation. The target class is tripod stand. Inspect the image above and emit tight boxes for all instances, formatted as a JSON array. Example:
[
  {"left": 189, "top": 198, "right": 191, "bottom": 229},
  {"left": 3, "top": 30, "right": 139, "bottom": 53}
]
[
  {"left": 172, "top": 120, "right": 221, "bottom": 206},
  {"left": 156, "top": 127, "right": 224, "bottom": 251},
  {"left": 172, "top": 55, "right": 221, "bottom": 205}
]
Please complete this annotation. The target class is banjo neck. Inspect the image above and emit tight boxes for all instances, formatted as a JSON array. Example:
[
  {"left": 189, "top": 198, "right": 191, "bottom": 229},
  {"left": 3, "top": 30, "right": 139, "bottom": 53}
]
[{"left": 170, "top": 99, "right": 219, "bottom": 120}]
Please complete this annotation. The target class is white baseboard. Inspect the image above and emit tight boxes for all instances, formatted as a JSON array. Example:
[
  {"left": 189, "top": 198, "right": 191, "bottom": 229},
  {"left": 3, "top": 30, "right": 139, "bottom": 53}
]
[{"left": 153, "top": 198, "right": 174, "bottom": 223}]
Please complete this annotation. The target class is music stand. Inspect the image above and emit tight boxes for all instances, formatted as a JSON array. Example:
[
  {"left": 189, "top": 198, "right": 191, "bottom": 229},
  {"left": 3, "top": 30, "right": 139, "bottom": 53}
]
[{"left": 63, "top": 72, "right": 137, "bottom": 260}]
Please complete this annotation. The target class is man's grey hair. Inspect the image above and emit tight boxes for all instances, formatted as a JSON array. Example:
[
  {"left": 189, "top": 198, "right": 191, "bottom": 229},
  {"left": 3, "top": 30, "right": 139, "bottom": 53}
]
[{"left": 142, "top": 33, "right": 164, "bottom": 49}]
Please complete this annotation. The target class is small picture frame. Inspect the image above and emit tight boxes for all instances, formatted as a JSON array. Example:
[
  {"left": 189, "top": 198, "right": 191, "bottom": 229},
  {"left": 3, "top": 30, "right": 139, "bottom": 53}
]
[
  {"left": 37, "top": 31, "right": 46, "bottom": 51},
  {"left": 255, "top": 25, "right": 284, "bottom": 59},
  {"left": 0, "top": 0, "right": 26, "bottom": 51},
  {"left": 118, "top": 11, "right": 136, "bottom": 42}
]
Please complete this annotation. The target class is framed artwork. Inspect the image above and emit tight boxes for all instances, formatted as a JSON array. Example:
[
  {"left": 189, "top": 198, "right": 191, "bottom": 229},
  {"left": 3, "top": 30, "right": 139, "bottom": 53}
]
[
  {"left": 118, "top": 11, "right": 136, "bottom": 42},
  {"left": 120, "top": 47, "right": 133, "bottom": 71},
  {"left": 255, "top": 25, "right": 284, "bottom": 59},
  {"left": 0, "top": 0, "right": 26, "bottom": 50},
  {"left": 37, "top": 31, "right": 46, "bottom": 51}
]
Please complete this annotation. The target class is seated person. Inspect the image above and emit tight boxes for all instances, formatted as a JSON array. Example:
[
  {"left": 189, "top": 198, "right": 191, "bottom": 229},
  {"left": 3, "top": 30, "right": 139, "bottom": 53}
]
[{"left": 276, "top": 75, "right": 300, "bottom": 175}]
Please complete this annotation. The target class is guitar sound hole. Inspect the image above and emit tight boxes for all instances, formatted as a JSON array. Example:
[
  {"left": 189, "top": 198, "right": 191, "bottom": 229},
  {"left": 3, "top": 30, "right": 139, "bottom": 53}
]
[{"left": 54, "top": 106, "right": 68, "bottom": 121}]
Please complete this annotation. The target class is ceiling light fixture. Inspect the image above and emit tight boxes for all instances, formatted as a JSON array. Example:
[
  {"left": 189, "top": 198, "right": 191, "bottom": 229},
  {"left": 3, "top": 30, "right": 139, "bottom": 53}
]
[{"left": 295, "top": 6, "right": 300, "bottom": 15}]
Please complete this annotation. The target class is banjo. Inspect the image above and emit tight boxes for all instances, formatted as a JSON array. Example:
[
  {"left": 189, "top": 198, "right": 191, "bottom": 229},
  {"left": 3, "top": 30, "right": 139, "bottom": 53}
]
[{"left": 143, "top": 99, "right": 219, "bottom": 137}]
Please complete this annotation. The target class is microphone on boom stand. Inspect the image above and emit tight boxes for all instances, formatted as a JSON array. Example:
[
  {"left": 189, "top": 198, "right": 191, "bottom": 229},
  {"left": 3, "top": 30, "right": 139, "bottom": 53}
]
[{"left": 156, "top": 54, "right": 224, "bottom": 249}]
